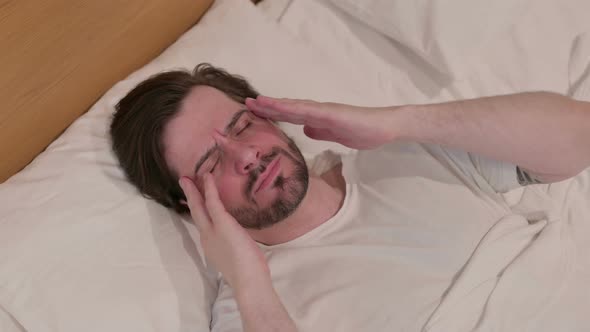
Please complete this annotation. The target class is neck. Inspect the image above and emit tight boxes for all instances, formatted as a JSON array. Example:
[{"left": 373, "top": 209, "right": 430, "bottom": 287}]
[{"left": 247, "top": 173, "right": 345, "bottom": 246}]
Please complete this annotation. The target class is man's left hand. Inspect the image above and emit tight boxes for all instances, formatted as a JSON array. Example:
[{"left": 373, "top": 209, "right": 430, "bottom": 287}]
[{"left": 246, "top": 96, "right": 398, "bottom": 150}]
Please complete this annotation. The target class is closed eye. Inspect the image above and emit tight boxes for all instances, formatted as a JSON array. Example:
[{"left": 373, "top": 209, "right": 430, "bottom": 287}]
[{"left": 235, "top": 121, "right": 252, "bottom": 136}]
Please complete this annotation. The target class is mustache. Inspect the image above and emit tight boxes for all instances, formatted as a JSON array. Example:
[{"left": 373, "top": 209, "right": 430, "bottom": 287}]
[{"left": 245, "top": 148, "right": 280, "bottom": 196}]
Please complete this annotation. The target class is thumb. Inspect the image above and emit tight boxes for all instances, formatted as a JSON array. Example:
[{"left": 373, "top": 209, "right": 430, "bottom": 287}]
[
  {"left": 202, "top": 173, "right": 231, "bottom": 222},
  {"left": 179, "top": 177, "right": 211, "bottom": 230},
  {"left": 179, "top": 177, "right": 198, "bottom": 205}
]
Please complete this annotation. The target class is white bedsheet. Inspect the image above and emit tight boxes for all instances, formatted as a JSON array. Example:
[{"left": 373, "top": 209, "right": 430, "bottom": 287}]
[{"left": 427, "top": 167, "right": 590, "bottom": 331}]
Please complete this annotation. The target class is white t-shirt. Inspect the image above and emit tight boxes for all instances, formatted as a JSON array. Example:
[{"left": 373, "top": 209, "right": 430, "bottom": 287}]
[{"left": 211, "top": 142, "right": 523, "bottom": 332}]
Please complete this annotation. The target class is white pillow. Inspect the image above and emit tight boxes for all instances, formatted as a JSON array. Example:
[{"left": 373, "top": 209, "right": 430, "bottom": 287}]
[
  {"left": 277, "top": 0, "right": 450, "bottom": 98},
  {"left": 328, "top": 0, "right": 531, "bottom": 79},
  {"left": 0, "top": 0, "right": 405, "bottom": 330}
]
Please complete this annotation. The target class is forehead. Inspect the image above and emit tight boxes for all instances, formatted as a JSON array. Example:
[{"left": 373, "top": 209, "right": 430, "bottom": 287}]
[
  {"left": 162, "top": 85, "right": 243, "bottom": 176},
  {"left": 181, "top": 85, "right": 242, "bottom": 121}
]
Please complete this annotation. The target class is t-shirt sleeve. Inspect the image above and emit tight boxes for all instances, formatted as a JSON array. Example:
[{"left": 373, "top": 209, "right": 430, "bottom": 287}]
[
  {"left": 568, "top": 32, "right": 590, "bottom": 101},
  {"left": 466, "top": 152, "right": 522, "bottom": 193},
  {"left": 426, "top": 144, "right": 522, "bottom": 194}
]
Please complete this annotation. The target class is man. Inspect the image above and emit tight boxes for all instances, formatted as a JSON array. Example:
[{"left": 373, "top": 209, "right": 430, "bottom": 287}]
[{"left": 110, "top": 63, "right": 590, "bottom": 332}]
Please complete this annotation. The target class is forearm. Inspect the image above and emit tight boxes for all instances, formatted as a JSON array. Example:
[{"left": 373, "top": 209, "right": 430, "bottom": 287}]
[
  {"left": 235, "top": 280, "right": 297, "bottom": 332},
  {"left": 394, "top": 92, "right": 590, "bottom": 181}
]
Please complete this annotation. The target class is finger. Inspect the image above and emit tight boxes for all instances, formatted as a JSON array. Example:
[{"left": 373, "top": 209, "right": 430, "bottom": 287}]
[
  {"left": 246, "top": 98, "right": 303, "bottom": 123},
  {"left": 248, "top": 96, "right": 327, "bottom": 127},
  {"left": 179, "top": 177, "right": 212, "bottom": 231},
  {"left": 245, "top": 97, "right": 267, "bottom": 115},
  {"left": 245, "top": 97, "right": 263, "bottom": 116},
  {"left": 202, "top": 173, "right": 231, "bottom": 222},
  {"left": 256, "top": 96, "right": 309, "bottom": 119}
]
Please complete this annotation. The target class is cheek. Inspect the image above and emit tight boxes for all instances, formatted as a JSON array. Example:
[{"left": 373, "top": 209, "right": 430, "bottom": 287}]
[{"left": 215, "top": 176, "right": 246, "bottom": 208}]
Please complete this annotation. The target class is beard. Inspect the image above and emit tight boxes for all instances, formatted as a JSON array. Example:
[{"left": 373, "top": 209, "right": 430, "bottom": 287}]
[{"left": 227, "top": 136, "right": 309, "bottom": 230}]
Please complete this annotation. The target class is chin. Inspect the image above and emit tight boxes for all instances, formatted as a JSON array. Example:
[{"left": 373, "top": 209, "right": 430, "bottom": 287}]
[{"left": 231, "top": 166, "right": 309, "bottom": 230}]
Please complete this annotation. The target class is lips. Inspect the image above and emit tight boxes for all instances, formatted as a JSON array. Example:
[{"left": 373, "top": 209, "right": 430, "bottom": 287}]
[{"left": 254, "top": 156, "right": 280, "bottom": 193}]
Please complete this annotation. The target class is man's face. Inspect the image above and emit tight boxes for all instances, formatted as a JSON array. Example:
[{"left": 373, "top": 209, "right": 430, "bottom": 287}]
[{"left": 162, "top": 86, "right": 309, "bottom": 229}]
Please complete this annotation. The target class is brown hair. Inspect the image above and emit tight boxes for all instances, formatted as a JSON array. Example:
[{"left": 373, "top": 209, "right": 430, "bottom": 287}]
[{"left": 110, "top": 63, "right": 259, "bottom": 214}]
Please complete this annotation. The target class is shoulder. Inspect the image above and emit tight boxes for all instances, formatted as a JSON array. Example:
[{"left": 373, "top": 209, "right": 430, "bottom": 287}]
[{"left": 320, "top": 163, "right": 346, "bottom": 192}]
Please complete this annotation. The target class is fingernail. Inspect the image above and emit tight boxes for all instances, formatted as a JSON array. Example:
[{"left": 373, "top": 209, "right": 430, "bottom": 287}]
[{"left": 245, "top": 97, "right": 255, "bottom": 103}]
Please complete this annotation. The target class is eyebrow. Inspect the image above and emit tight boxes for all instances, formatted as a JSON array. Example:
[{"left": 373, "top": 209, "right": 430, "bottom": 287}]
[{"left": 193, "top": 109, "right": 250, "bottom": 174}]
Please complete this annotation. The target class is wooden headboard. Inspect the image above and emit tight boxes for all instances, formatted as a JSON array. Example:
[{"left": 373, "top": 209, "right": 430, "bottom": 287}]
[{"left": 0, "top": 0, "right": 214, "bottom": 183}]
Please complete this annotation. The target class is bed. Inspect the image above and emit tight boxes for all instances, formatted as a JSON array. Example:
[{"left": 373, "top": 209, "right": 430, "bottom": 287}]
[{"left": 1, "top": 0, "right": 589, "bottom": 331}]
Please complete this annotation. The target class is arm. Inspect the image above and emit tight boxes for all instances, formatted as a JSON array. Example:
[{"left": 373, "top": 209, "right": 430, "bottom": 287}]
[
  {"left": 235, "top": 279, "right": 297, "bottom": 332},
  {"left": 393, "top": 92, "right": 590, "bottom": 182},
  {"left": 247, "top": 93, "right": 590, "bottom": 183},
  {"left": 179, "top": 175, "right": 297, "bottom": 332}
]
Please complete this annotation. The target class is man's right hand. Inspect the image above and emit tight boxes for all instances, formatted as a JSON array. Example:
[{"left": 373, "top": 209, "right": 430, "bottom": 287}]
[
  {"left": 180, "top": 174, "right": 298, "bottom": 332},
  {"left": 179, "top": 173, "right": 271, "bottom": 292}
]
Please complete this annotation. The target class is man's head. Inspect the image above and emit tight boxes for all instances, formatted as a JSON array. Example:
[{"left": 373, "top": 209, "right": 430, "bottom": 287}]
[{"left": 110, "top": 63, "right": 309, "bottom": 229}]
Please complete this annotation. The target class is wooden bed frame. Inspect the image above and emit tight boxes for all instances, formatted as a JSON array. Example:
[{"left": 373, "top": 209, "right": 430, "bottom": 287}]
[{"left": 0, "top": 0, "right": 214, "bottom": 183}]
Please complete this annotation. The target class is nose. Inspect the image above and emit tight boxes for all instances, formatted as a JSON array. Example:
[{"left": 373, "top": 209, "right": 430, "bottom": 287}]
[{"left": 214, "top": 133, "right": 261, "bottom": 175}]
